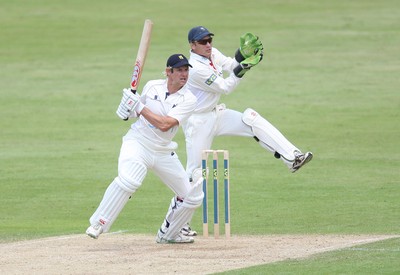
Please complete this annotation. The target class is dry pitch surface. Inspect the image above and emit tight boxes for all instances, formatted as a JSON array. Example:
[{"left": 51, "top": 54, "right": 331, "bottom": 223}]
[{"left": 1, "top": 233, "right": 398, "bottom": 274}]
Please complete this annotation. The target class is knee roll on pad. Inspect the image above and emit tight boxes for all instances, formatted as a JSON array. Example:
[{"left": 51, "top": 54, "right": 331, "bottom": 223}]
[
  {"left": 242, "top": 108, "right": 271, "bottom": 151},
  {"left": 191, "top": 168, "right": 204, "bottom": 184},
  {"left": 192, "top": 167, "right": 209, "bottom": 186},
  {"left": 242, "top": 108, "right": 259, "bottom": 127},
  {"left": 116, "top": 162, "right": 147, "bottom": 193},
  {"left": 242, "top": 107, "right": 297, "bottom": 160},
  {"left": 182, "top": 177, "right": 204, "bottom": 209}
]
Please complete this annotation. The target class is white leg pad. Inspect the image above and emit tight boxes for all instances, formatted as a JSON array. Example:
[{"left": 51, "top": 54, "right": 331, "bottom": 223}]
[
  {"left": 184, "top": 169, "right": 208, "bottom": 227},
  {"left": 192, "top": 167, "right": 209, "bottom": 185},
  {"left": 117, "top": 161, "right": 147, "bottom": 193},
  {"left": 158, "top": 196, "right": 182, "bottom": 234},
  {"left": 89, "top": 180, "right": 131, "bottom": 232},
  {"left": 162, "top": 178, "right": 204, "bottom": 240},
  {"left": 242, "top": 108, "right": 298, "bottom": 163},
  {"left": 182, "top": 177, "right": 204, "bottom": 208},
  {"left": 89, "top": 161, "right": 147, "bottom": 232}
]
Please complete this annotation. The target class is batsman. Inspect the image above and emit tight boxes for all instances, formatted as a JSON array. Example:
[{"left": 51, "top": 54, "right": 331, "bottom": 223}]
[
  {"left": 179, "top": 26, "right": 313, "bottom": 236},
  {"left": 86, "top": 54, "right": 203, "bottom": 244}
]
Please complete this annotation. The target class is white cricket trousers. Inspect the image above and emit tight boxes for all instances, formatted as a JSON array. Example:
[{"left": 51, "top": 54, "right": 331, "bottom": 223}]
[
  {"left": 183, "top": 107, "right": 299, "bottom": 177},
  {"left": 89, "top": 133, "right": 192, "bottom": 232}
]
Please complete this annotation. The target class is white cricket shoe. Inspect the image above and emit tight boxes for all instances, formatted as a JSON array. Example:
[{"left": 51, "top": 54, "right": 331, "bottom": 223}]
[
  {"left": 86, "top": 223, "right": 103, "bottom": 239},
  {"left": 156, "top": 231, "right": 194, "bottom": 244},
  {"left": 180, "top": 224, "right": 197, "bottom": 236},
  {"left": 291, "top": 151, "right": 313, "bottom": 173}
]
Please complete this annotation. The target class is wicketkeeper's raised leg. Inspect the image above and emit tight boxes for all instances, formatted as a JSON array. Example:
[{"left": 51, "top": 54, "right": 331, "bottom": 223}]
[{"left": 242, "top": 108, "right": 313, "bottom": 172}]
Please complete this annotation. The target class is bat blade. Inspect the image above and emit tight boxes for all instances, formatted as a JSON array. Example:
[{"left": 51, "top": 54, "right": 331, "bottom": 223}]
[{"left": 130, "top": 19, "right": 153, "bottom": 92}]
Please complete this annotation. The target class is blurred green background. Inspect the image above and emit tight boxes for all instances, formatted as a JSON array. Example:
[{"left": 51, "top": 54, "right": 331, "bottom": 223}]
[{"left": 1, "top": 0, "right": 399, "bottom": 273}]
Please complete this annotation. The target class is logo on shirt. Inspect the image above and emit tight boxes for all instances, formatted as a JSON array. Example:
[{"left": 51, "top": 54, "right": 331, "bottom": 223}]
[{"left": 205, "top": 74, "right": 217, "bottom": 86}]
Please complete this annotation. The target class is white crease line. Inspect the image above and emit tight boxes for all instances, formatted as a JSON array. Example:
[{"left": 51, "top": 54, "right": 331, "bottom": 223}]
[
  {"left": 313, "top": 236, "right": 400, "bottom": 254},
  {"left": 0, "top": 230, "right": 130, "bottom": 248},
  {"left": 344, "top": 247, "right": 400, "bottom": 252}
]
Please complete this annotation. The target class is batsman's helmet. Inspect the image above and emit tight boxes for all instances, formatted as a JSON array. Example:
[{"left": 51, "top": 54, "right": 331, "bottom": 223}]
[{"left": 166, "top": 54, "right": 192, "bottom": 68}]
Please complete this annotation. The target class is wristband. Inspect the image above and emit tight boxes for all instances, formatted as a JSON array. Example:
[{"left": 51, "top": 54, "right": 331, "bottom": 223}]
[{"left": 136, "top": 102, "right": 145, "bottom": 114}]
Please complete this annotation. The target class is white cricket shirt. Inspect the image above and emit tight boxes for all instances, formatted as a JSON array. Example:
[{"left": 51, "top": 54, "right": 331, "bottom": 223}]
[
  {"left": 188, "top": 48, "right": 242, "bottom": 113},
  {"left": 130, "top": 79, "right": 196, "bottom": 150}
]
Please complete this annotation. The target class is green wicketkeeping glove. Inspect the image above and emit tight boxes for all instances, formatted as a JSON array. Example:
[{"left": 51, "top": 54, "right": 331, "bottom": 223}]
[
  {"left": 235, "top": 33, "right": 264, "bottom": 62},
  {"left": 233, "top": 51, "right": 263, "bottom": 78}
]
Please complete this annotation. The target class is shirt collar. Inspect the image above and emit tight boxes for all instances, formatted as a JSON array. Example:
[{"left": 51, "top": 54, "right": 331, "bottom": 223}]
[
  {"left": 165, "top": 79, "right": 187, "bottom": 96},
  {"left": 190, "top": 50, "right": 212, "bottom": 65}
]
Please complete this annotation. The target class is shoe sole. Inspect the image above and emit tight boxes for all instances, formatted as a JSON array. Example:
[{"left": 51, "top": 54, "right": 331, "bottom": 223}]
[
  {"left": 167, "top": 239, "right": 194, "bottom": 244},
  {"left": 156, "top": 238, "right": 195, "bottom": 244},
  {"left": 87, "top": 233, "right": 98, "bottom": 239},
  {"left": 86, "top": 228, "right": 101, "bottom": 239},
  {"left": 181, "top": 231, "right": 198, "bottom": 237},
  {"left": 291, "top": 152, "right": 313, "bottom": 173}
]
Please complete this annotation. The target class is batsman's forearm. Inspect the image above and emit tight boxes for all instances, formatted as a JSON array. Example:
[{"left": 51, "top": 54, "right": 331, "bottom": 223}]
[{"left": 139, "top": 107, "right": 178, "bottom": 132}]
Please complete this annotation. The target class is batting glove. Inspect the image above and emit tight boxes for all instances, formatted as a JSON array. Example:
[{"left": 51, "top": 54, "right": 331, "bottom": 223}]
[{"left": 116, "top": 88, "right": 141, "bottom": 120}]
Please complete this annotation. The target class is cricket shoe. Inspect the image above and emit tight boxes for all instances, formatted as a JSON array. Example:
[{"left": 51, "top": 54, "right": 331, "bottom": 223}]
[
  {"left": 180, "top": 224, "right": 197, "bottom": 236},
  {"left": 156, "top": 231, "right": 194, "bottom": 244},
  {"left": 290, "top": 151, "right": 313, "bottom": 173},
  {"left": 86, "top": 223, "right": 103, "bottom": 239}
]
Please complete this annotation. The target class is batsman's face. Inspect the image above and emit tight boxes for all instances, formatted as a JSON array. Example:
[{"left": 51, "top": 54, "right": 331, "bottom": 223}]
[
  {"left": 168, "top": 66, "right": 189, "bottom": 89},
  {"left": 191, "top": 36, "right": 213, "bottom": 58}
]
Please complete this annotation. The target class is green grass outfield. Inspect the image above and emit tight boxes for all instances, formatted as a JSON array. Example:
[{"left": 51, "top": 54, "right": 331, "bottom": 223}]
[{"left": 1, "top": 0, "right": 399, "bottom": 273}]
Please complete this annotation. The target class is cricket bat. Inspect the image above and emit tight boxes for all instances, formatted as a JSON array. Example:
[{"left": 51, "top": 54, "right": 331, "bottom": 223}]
[{"left": 130, "top": 19, "right": 153, "bottom": 93}]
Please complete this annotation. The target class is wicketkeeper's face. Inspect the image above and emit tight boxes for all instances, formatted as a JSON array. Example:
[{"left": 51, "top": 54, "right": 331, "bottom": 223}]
[{"left": 191, "top": 36, "right": 213, "bottom": 58}]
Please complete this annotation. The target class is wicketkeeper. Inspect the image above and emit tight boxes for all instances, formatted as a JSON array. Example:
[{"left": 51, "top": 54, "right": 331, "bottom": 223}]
[
  {"left": 86, "top": 54, "right": 203, "bottom": 244},
  {"left": 179, "top": 26, "right": 313, "bottom": 236}
]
